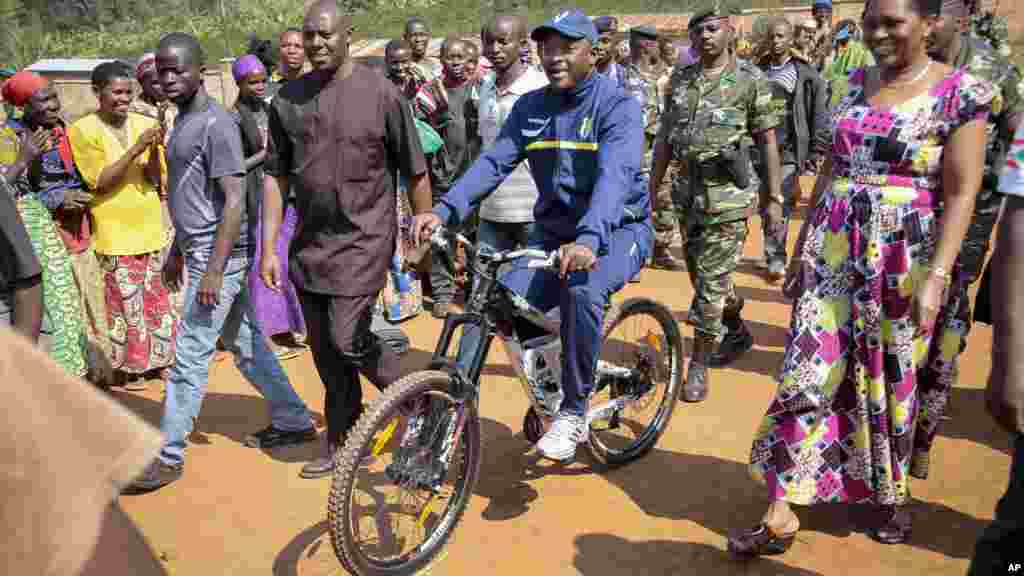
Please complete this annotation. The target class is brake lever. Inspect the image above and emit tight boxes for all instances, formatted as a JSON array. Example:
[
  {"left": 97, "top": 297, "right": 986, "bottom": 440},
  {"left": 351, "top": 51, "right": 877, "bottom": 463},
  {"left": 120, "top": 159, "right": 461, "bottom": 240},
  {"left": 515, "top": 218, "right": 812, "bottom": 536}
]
[{"left": 526, "top": 251, "right": 560, "bottom": 270}]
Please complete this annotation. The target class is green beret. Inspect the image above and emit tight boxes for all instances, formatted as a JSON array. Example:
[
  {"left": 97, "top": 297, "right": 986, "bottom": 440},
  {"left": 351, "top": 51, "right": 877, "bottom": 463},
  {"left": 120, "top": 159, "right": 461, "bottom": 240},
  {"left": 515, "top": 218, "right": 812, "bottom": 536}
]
[
  {"left": 629, "top": 25, "right": 658, "bottom": 39},
  {"left": 688, "top": 0, "right": 742, "bottom": 30}
]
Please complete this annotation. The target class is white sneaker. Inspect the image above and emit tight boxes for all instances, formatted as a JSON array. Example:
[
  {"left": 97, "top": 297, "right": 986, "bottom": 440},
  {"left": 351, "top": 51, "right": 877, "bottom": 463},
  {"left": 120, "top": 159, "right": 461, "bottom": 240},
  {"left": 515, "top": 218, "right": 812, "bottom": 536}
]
[{"left": 536, "top": 411, "right": 587, "bottom": 461}]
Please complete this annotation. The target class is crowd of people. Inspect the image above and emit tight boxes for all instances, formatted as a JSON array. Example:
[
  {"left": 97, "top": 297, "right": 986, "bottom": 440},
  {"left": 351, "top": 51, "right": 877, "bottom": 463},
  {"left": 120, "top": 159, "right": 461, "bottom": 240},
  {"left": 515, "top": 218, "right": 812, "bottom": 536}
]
[{"left": 0, "top": 0, "right": 1021, "bottom": 571}]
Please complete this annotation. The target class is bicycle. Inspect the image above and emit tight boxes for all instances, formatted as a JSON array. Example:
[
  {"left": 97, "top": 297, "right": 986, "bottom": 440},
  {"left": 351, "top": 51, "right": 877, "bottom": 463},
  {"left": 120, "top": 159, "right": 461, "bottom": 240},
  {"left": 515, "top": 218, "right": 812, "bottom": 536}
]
[{"left": 329, "top": 227, "right": 684, "bottom": 575}]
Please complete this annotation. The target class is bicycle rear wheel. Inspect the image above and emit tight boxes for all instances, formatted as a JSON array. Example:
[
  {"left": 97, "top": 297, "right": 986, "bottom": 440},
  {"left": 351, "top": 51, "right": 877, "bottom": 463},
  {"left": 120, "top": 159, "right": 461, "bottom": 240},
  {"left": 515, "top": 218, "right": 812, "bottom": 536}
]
[
  {"left": 587, "top": 297, "right": 683, "bottom": 467},
  {"left": 330, "top": 370, "right": 481, "bottom": 575}
]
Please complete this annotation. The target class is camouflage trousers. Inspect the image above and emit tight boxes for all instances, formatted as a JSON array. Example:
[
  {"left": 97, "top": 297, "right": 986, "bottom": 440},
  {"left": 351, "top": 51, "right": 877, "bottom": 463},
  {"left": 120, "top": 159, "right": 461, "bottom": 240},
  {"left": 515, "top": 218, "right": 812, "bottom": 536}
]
[
  {"left": 959, "top": 187, "right": 1004, "bottom": 282},
  {"left": 926, "top": 186, "right": 1003, "bottom": 362},
  {"left": 680, "top": 217, "right": 748, "bottom": 342},
  {"left": 653, "top": 162, "right": 681, "bottom": 251},
  {"left": 914, "top": 268, "right": 970, "bottom": 466},
  {"left": 915, "top": 187, "right": 1004, "bottom": 443}
]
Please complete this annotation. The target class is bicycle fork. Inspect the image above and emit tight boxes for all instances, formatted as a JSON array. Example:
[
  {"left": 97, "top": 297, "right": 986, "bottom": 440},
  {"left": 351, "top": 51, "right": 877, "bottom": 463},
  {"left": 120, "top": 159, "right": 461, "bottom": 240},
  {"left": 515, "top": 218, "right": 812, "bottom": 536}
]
[{"left": 389, "top": 397, "right": 470, "bottom": 493}]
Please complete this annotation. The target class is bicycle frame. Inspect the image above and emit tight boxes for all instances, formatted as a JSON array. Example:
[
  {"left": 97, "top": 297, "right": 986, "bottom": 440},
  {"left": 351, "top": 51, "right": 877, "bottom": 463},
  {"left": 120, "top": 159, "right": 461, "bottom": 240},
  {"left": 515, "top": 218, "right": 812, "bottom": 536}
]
[
  {"left": 427, "top": 269, "right": 558, "bottom": 400},
  {"left": 419, "top": 228, "right": 654, "bottom": 446}
]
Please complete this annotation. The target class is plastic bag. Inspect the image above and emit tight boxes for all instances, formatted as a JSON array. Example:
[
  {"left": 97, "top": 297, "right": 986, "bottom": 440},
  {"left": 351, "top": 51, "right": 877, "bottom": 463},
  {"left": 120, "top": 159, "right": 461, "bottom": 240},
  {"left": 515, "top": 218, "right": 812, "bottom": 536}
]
[{"left": 415, "top": 117, "right": 443, "bottom": 155}]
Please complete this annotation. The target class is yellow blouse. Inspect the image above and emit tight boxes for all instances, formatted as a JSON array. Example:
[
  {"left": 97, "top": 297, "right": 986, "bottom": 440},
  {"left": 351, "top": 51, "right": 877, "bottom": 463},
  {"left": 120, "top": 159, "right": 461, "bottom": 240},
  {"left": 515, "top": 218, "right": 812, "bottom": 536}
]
[{"left": 69, "top": 112, "right": 167, "bottom": 256}]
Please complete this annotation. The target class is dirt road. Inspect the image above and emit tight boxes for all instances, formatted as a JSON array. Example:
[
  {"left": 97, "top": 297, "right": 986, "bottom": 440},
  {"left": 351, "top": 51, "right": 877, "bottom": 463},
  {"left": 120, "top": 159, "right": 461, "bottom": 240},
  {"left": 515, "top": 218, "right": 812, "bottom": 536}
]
[{"left": 116, "top": 212, "right": 1013, "bottom": 575}]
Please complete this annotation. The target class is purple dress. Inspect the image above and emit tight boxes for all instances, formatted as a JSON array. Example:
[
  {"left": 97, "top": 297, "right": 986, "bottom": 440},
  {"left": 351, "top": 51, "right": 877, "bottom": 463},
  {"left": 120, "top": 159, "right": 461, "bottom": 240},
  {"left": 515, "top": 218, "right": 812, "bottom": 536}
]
[{"left": 249, "top": 204, "right": 306, "bottom": 336}]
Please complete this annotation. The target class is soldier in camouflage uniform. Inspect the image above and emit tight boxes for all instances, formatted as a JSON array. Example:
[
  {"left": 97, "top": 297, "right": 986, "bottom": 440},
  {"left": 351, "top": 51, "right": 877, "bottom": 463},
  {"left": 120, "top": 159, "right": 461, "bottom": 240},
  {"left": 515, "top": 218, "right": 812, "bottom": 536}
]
[
  {"left": 623, "top": 25, "right": 685, "bottom": 271},
  {"left": 920, "top": 0, "right": 1024, "bottom": 462},
  {"left": 966, "top": 0, "right": 1012, "bottom": 58},
  {"left": 651, "top": 1, "right": 784, "bottom": 402}
]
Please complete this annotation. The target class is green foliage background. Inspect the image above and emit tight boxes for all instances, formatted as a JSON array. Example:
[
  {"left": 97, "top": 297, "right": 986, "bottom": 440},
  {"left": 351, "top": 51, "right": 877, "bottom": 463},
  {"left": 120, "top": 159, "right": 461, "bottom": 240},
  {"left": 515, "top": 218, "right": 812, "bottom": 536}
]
[{"left": 0, "top": 0, "right": 825, "bottom": 68}]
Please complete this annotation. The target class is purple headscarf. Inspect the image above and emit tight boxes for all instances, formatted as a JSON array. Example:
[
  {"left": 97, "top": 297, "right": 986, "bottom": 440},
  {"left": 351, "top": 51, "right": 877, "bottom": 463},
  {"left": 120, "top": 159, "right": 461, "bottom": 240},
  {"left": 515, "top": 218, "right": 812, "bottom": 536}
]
[
  {"left": 232, "top": 54, "right": 266, "bottom": 83},
  {"left": 136, "top": 52, "right": 156, "bottom": 81}
]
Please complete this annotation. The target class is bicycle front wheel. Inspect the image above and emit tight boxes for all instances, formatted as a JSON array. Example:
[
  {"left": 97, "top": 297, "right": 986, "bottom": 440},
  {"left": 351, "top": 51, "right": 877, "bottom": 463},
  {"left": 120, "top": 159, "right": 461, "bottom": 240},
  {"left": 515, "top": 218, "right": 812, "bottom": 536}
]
[{"left": 329, "top": 370, "right": 481, "bottom": 576}]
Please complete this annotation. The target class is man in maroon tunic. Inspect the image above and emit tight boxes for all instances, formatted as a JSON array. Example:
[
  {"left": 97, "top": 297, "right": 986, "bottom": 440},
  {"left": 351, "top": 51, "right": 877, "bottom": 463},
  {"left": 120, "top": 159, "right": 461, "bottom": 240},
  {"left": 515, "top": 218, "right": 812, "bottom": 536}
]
[{"left": 261, "top": 0, "right": 431, "bottom": 478}]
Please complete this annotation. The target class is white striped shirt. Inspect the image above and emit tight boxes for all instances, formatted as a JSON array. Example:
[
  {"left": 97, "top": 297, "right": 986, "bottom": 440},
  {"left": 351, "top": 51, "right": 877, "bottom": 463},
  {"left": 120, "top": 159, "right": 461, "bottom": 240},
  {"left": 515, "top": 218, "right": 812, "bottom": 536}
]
[
  {"left": 766, "top": 59, "right": 799, "bottom": 94},
  {"left": 478, "top": 67, "right": 549, "bottom": 223}
]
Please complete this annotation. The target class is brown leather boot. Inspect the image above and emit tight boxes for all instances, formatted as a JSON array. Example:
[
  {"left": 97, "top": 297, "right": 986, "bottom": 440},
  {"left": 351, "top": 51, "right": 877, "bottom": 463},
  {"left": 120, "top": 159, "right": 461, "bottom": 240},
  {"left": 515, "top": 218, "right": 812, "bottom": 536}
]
[
  {"left": 709, "top": 297, "right": 754, "bottom": 368},
  {"left": 652, "top": 245, "right": 686, "bottom": 270}
]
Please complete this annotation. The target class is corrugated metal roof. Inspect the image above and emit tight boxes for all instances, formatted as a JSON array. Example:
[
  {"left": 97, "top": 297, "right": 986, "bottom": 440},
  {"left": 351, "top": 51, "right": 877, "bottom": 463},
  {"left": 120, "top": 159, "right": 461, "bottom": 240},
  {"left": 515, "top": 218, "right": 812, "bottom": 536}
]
[
  {"left": 27, "top": 58, "right": 117, "bottom": 73},
  {"left": 351, "top": 36, "right": 481, "bottom": 58}
]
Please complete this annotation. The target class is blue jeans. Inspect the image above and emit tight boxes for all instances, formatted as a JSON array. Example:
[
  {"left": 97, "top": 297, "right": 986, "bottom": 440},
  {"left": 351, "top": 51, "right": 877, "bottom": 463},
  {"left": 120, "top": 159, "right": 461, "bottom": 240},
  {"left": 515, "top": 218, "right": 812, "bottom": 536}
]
[
  {"left": 454, "top": 220, "right": 537, "bottom": 373},
  {"left": 457, "top": 223, "right": 651, "bottom": 415},
  {"left": 158, "top": 255, "right": 312, "bottom": 466},
  {"left": 968, "top": 432, "right": 1023, "bottom": 575}
]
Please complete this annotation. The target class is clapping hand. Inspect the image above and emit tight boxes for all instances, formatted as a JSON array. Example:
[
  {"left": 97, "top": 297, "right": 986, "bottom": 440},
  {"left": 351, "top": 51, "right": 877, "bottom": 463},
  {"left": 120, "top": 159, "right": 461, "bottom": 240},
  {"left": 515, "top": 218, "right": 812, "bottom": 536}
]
[{"left": 19, "top": 127, "right": 52, "bottom": 162}]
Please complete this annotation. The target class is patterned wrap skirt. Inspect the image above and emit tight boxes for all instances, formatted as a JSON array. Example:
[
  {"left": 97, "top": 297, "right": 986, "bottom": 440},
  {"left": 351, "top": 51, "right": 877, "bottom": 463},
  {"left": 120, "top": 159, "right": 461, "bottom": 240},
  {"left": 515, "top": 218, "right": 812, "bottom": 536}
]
[
  {"left": 16, "top": 195, "right": 88, "bottom": 378},
  {"left": 99, "top": 251, "right": 176, "bottom": 373}
]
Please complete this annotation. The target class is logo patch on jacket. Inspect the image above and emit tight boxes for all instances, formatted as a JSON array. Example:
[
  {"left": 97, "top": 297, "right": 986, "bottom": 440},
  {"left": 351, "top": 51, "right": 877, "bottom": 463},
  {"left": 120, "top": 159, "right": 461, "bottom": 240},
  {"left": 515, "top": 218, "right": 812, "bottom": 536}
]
[
  {"left": 522, "top": 117, "right": 550, "bottom": 138},
  {"left": 579, "top": 116, "right": 592, "bottom": 139}
]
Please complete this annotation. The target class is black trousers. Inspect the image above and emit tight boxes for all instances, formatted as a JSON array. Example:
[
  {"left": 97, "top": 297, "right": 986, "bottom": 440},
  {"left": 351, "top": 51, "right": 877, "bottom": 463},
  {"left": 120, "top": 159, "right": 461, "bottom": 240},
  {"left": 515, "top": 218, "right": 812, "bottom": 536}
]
[{"left": 299, "top": 291, "right": 400, "bottom": 444}]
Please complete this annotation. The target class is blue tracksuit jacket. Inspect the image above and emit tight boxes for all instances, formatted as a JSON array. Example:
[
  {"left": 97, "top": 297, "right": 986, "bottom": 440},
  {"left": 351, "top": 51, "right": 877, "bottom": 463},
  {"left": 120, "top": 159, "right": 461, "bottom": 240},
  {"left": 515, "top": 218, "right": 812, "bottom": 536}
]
[{"left": 433, "top": 72, "right": 651, "bottom": 256}]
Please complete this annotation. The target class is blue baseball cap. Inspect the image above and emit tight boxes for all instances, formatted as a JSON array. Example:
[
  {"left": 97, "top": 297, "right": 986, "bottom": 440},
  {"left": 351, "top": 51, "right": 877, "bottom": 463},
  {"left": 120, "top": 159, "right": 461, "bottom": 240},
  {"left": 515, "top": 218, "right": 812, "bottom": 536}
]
[
  {"left": 531, "top": 8, "right": 599, "bottom": 44},
  {"left": 834, "top": 27, "right": 850, "bottom": 40},
  {"left": 813, "top": 0, "right": 833, "bottom": 8}
]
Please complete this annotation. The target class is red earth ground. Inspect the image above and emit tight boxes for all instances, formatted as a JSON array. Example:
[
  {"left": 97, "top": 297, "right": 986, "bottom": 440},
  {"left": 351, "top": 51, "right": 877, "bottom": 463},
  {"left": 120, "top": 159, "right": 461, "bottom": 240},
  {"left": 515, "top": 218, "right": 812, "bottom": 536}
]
[{"left": 115, "top": 190, "right": 1014, "bottom": 575}]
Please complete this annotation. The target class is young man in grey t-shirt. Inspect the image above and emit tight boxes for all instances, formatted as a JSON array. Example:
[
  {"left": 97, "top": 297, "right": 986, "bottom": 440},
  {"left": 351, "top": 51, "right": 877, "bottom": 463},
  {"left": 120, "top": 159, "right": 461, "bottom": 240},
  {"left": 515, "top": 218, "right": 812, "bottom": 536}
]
[{"left": 125, "top": 33, "right": 315, "bottom": 494}]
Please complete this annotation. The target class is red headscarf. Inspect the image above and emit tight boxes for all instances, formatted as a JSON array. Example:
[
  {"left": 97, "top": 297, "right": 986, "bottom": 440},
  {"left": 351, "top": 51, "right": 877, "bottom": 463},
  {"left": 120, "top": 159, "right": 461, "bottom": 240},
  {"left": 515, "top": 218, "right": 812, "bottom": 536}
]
[
  {"left": 1, "top": 71, "right": 74, "bottom": 175},
  {"left": 1, "top": 70, "right": 48, "bottom": 108}
]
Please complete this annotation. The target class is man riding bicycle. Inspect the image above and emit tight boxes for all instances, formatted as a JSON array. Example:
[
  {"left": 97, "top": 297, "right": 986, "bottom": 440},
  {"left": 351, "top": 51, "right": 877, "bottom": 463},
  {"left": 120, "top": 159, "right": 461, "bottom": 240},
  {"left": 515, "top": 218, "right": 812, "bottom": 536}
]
[{"left": 413, "top": 8, "right": 652, "bottom": 462}]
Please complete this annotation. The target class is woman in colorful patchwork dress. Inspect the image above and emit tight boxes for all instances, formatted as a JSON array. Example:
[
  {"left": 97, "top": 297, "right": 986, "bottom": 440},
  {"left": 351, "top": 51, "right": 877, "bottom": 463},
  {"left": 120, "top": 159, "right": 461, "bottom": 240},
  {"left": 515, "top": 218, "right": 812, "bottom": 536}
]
[
  {"left": 0, "top": 71, "right": 89, "bottom": 379},
  {"left": 69, "top": 62, "right": 174, "bottom": 390},
  {"left": 729, "top": 0, "right": 993, "bottom": 556}
]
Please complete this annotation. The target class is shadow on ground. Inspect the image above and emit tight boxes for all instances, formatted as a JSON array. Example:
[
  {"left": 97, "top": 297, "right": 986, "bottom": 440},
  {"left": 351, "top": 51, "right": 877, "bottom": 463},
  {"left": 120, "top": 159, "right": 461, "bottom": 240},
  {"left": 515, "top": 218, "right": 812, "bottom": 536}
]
[
  {"left": 270, "top": 416, "right": 590, "bottom": 575},
  {"left": 597, "top": 445, "right": 988, "bottom": 560},
  {"left": 573, "top": 534, "right": 824, "bottom": 575},
  {"left": 273, "top": 520, "right": 330, "bottom": 576},
  {"left": 671, "top": 310, "right": 789, "bottom": 349},
  {"left": 112, "top": 390, "right": 327, "bottom": 464},
  {"left": 81, "top": 504, "right": 169, "bottom": 576},
  {"left": 939, "top": 387, "right": 1014, "bottom": 455},
  {"left": 472, "top": 416, "right": 615, "bottom": 521},
  {"left": 271, "top": 421, "right": 989, "bottom": 575},
  {"left": 735, "top": 256, "right": 771, "bottom": 278},
  {"left": 736, "top": 284, "right": 795, "bottom": 308},
  {"left": 672, "top": 333, "right": 785, "bottom": 380},
  {"left": 396, "top": 347, "right": 435, "bottom": 377},
  {"left": 109, "top": 346, "right": 443, "bottom": 465}
]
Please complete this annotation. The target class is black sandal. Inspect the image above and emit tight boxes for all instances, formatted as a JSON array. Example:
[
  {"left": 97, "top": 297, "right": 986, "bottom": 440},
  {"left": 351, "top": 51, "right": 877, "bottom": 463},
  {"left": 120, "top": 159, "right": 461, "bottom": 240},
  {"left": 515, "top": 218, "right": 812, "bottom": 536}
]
[
  {"left": 868, "top": 505, "right": 912, "bottom": 544},
  {"left": 727, "top": 523, "right": 797, "bottom": 557}
]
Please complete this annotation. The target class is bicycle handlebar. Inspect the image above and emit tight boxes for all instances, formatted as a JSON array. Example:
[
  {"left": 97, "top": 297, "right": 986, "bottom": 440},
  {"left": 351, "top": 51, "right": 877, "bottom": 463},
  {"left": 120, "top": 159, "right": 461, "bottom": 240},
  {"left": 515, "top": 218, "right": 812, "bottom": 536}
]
[{"left": 404, "top": 226, "right": 560, "bottom": 274}]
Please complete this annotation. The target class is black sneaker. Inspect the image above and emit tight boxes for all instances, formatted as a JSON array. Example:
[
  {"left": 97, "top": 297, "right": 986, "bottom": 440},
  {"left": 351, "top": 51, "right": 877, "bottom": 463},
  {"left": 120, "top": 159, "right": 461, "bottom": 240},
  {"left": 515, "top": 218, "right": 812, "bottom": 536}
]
[
  {"left": 244, "top": 425, "right": 318, "bottom": 449},
  {"left": 122, "top": 460, "right": 183, "bottom": 495}
]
